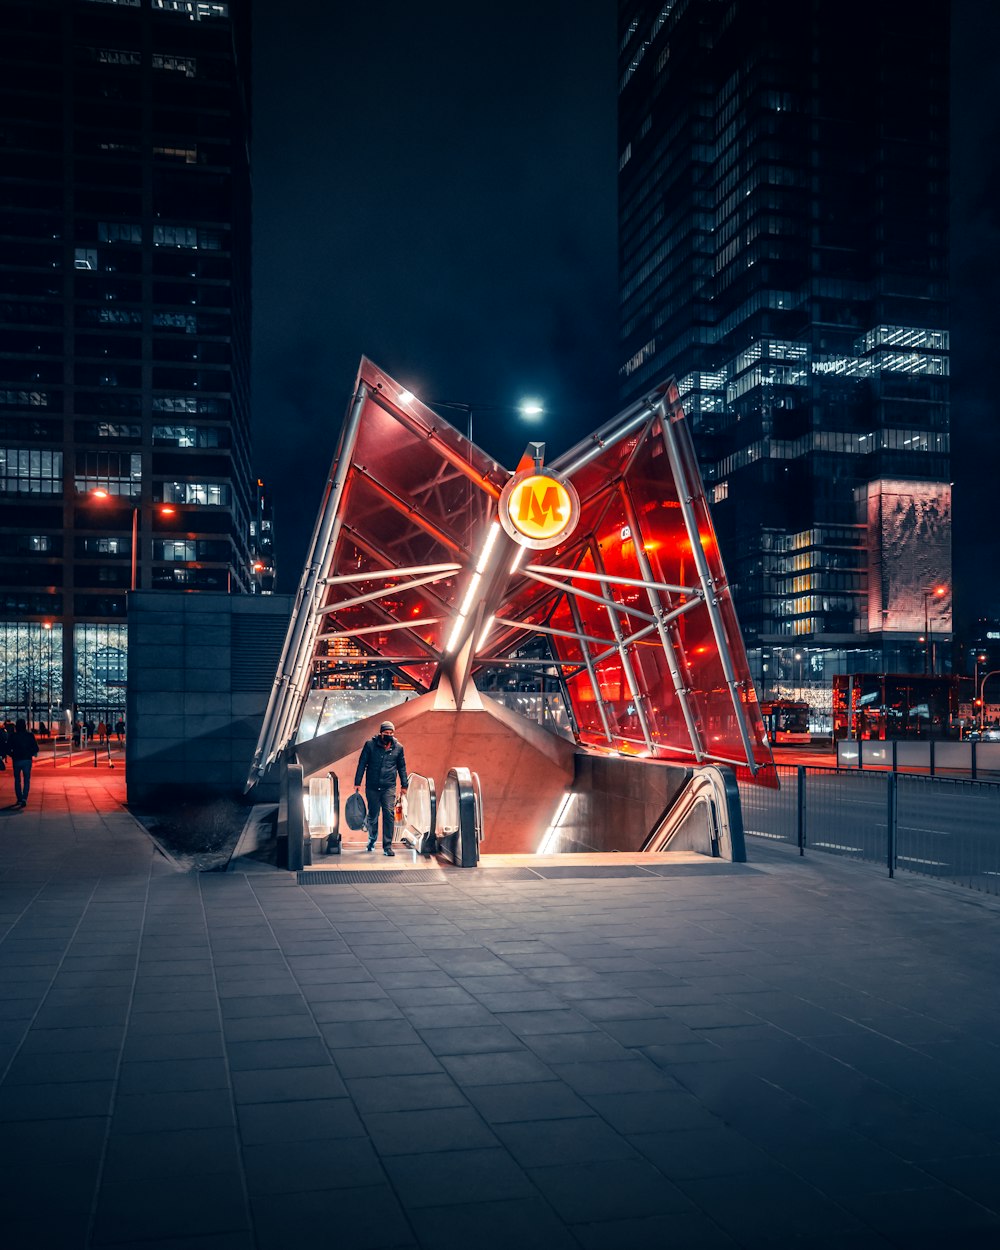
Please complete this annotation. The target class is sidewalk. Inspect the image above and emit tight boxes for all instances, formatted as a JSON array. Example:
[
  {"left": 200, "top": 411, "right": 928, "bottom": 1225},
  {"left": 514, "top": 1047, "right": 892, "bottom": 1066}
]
[{"left": 2, "top": 770, "right": 1000, "bottom": 1248}]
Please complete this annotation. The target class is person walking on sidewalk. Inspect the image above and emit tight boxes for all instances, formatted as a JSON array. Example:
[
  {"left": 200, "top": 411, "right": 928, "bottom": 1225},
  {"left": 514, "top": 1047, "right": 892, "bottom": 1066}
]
[
  {"left": 353, "top": 720, "right": 408, "bottom": 856},
  {"left": 9, "top": 719, "right": 39, "bottom": 809}
]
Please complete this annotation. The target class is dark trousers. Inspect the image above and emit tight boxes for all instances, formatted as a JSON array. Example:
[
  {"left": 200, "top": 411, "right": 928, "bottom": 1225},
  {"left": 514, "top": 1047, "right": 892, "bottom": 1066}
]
[
  {"left": 13, "top": 759, "right": 32, "bottom": 804},
  {"left": 365, "top": 787, "right": 395, "bottom": 848}
]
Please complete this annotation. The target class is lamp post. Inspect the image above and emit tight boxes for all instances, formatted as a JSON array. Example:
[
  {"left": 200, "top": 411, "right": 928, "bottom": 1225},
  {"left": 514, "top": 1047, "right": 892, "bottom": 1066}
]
[
  {"left": 42, "top": 621, "right": 52, "bottom": 735},
  {"left": 973, "top": 653, "right": 987, "bottom": 735},
  {"left": 90, "top": 490, "right": 175, "bottom": 591},
  {"left": 397, "top": 393, "right": 544, "bottom": 447},
  {"left": 979, "top": 669, "right": 1000, "bottom": 733},
  {"left": 922, "top": 584, "right": 947, "bottom": 675}
]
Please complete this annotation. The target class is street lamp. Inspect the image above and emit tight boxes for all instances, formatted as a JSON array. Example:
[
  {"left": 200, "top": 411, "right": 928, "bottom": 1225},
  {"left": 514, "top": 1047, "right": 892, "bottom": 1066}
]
[
  {"left": 397, "top": 393, "right": 545, "bottom": 446},
  {"left": 923, "top": 584, "right": 947, "bottom": 675},
  {"left": 973, "top": 653, "right": 987, "bottom": 735},
  {"left": 90, "top": 490, "right": 176, "bottom": 591},
  {"left": 979, "top": 669, "right": 1000, "bottom": 733}
]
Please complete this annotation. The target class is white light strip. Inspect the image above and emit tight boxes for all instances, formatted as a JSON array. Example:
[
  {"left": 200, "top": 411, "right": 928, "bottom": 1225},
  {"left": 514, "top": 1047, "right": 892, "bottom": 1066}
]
[
  {"left": 537, "top": 791, "right": 575, "bottom": 855},
  {"left": 458, "top": 572, "right": 483, "bottom": 618},
  {"left": 476, "top": 614, "right": 495, "bottom": 653},
  {"left": 445, "top": 522, "right": 502, "bottom": 655},
  {"left": 444, "top": 618, "right": 466, "bottom": 655},
  {"left": 509, "top": 545, "right": 527, "bottom": 574},
  {"left": 476, "top": 521, "right": 501, "bottom": 574}
]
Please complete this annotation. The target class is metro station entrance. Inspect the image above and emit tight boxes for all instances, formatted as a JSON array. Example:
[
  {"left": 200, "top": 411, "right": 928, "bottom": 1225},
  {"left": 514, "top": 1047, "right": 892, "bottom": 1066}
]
[{"left": 250, "top": 358, "right": 775, "bottom": 871}]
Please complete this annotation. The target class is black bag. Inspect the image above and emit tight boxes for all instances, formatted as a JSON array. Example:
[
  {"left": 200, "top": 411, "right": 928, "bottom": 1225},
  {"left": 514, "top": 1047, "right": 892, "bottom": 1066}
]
[{"left": 344, "top": 791, "right": 367, "bottom": 830}]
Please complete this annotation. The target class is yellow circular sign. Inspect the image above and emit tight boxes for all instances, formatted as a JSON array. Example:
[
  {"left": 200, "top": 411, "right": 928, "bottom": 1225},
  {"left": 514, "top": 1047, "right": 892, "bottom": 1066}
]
[{"left": 499, "top": 471, "right": 580, "bottom": 549}]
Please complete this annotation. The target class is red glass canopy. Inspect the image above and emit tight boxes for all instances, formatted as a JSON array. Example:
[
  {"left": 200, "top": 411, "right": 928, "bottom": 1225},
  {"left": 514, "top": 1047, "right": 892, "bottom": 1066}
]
[{"left": 250, "top": 358, "right": 774, "bottom": 784}]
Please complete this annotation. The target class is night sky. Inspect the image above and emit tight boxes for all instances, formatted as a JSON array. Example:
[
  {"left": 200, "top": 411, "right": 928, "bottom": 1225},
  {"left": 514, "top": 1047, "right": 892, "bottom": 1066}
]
[{"left": 251, "top": 0, "right": 1000, "bottom": 631}]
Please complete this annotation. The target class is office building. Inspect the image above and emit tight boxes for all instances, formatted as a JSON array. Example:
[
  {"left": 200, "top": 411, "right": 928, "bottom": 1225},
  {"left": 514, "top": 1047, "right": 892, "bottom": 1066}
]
[
  {"left": 618, "top": 0, "right": 952, "bottom": 716},
  {"left": 0, "top": 0, "right": 252, "bottom": 725}
]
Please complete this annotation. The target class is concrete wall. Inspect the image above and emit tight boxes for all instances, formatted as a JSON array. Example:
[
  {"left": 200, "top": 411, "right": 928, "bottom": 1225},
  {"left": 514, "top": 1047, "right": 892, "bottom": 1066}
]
[{"left": 126, "top": 591, "right": 292, "bottom": 805}]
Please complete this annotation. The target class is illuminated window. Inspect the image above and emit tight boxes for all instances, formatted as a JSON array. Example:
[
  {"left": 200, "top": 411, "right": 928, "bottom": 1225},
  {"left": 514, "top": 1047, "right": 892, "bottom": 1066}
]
[
  {"left": 153, "top": 1, "right": 229, "bottom": 18},
  {"left": 152, "top": 53, "right": 197, "bottom": 77},
  {"left": 74, "top": 452, "right": 141, "bottom": 498},
  {"left": 153, "top": 146, "right": 198, "bottom": 165},
  {"left": 153, "top": 424, "right": 224, "bottom": 448},
  {"left": 156, "top": 540, "right": 197, "bottom": 561},
  {"left": 75, "top": 248, "right": 98, "bottom": 271},
  {"left": 0, "top": 448, "right": 63, "bottom": 495},
  {"left": 98, "top": 222, "right": 142, "bottom": 245},
  {"left": 161, "top": 481, "right": 229, "bottom": 506}
]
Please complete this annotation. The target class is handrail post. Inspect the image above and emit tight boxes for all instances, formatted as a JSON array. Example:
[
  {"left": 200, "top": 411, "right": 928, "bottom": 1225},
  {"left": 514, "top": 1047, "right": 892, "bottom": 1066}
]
[
  {"left": 796, "top": 766, "right": 806, "bottom": 856},
  {"left": 887, "top": 771, "right": 897, "bottom": 878}
]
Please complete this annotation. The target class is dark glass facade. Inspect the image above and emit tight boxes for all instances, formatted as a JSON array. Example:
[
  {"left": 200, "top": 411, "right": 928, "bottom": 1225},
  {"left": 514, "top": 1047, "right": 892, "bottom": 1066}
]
[
  {"left": 618, "top": 0, "right": 951, "bottom": 712},
  {"left": 0, "top": 0, "right": 252, "bottom": 720}
]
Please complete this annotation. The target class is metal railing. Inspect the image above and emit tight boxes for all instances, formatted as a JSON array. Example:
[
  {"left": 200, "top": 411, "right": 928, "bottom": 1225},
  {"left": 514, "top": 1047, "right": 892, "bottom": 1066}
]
[{"left": 739, "top": 765, "right": 1000, "bottom": 895}]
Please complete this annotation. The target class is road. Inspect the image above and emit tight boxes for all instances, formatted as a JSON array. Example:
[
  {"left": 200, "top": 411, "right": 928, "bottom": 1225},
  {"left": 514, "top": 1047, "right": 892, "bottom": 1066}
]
[{"left": 740, "top": 765, "right": 1000, "bottom": 893}]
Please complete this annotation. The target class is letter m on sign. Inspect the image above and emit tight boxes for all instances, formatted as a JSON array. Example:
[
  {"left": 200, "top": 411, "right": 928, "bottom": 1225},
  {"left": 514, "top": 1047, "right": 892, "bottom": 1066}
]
[{"left": 518, "top": 484, "right": 563, "bottom": 528}]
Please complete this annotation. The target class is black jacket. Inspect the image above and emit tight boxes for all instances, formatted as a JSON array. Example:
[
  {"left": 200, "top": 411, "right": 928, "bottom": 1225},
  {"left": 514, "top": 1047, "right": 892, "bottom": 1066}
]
[
  {"left": 8, "top": 729, "right": 39, "bottom": 761},
  {"left": 354, "top": 736, "right": 408, "bottom": 790}
]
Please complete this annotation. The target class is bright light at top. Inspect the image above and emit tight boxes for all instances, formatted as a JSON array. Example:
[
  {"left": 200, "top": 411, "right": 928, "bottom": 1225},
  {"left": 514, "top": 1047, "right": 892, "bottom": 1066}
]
[
  {"left": 519, "top": 399, "right": 544, "bottom": 418},
  {"left": 934, "top": 585, "right": 947, "bottom": 596},
  {"left": 92, "top": 488, "right": 110, "bottom": 498},
  {"left": 399, "top": 389, "right": 415, "bottom": 404}
]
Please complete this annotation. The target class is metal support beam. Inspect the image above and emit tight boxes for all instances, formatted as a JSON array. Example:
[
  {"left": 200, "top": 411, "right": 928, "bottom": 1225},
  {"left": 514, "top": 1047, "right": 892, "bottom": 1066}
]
[
  {"left": 619, "top": 482, "right": 706, "bottom": 761},
  {"left": 656, "top": 394, "right": 759, "bottom": 773}
]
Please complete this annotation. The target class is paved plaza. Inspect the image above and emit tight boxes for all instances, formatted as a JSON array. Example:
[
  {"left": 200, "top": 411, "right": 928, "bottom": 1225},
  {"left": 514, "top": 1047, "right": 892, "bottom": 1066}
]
[{"left": 2, "top": 764, "right": 1000, "bottom": 1248}]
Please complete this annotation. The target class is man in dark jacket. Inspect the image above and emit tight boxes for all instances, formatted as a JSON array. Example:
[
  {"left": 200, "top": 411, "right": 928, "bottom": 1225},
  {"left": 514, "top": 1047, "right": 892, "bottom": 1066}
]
[
  {"left": 9, "top": 719, "right": 39, "bottom": 809},
  {"left": 353, "top": 720, "right": 408, "bottom": 856}
]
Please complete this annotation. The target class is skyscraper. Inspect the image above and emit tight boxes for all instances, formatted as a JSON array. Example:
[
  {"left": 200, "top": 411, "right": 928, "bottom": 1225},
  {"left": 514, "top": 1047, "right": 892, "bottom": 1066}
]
[
  {"left": 618, "top": 0, "right": 951, "bottom": 714},
  {"left": 0, "top": 0, "right": 252, "bottom": 725}
]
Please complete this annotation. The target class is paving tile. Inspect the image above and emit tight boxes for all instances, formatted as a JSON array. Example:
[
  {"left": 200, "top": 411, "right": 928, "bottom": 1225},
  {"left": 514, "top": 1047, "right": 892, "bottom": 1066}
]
[
  {"left": 102, "top": 1126, "right": 242, "bottom": 1183},
  {"left": 0, "top": 1079, "right": 114, "bottom": 1121},
  {"left": 331, "top": 1041, "right": 443, "bottom": 1079},
  {"left": 463, "top": 1080, "right": 593, "bottom": 1124},
  {"left": 495, "top": 1115, "right": 638, "bottom": 1168},
  {"left": 236, "top": 1097, "right": 366, "bottom": 1146},
  {"left": 117, "top": 1056, "right": 230, "bottom": 1095},
  {"left": 226, "top": 1036, "right": 330, "bottom": 1072},
  {"left": 122, "top": 1030, "right": 224, "bottom": 1062},
  {"left": 319, "top": 1018, "right": 422, "bottom": 1049},
  {"left": 572, "top": 1210, "right": 738, "bottom": 1248},
  {"left": 439, "top": 1049, "right": 554, "bottom": 1087},
  {"left": 92, "top": 1173, "right": 249, "bottom": 1244},
  {"left": 231, "top": 1064, "right": 346, "bottom": 1104},
  {"left": 223, "top": 1014, "right": 320, "bottom": 1043},
  {"left": 585, "top": 1089, "right": 720, "bottom": 1134},
  {"left": 528, "top": 1156, "right": 694, "bottom": 1222},
  {"left": 128, "top": 1008, "right": 221, "bottom": 1036},
  {"left": 362, "top": 1105, "right": 499, "bottom": 1155},
  {"left": 549, "top": 1057, "right": 675, "bottom": 1095},
  {"left": 242, "top": 1136, "right": 381, "bottom": 1195},
  {"left": 416, "top": 1025, "right": 521, "bottom": 1056},
  {"left": 409, "top": 1196, "right": 579, "bottom": 1250},
  {"left": 345, "top": 1073, "right": 466, "bottom": 1113},
  {"left": 251, "top": 1183, "right": 412, "bottom": 1250},
  {"left": 310, "top": 998, "right": 404, "bottom": 1023},
  {"left": 4, "top": 1048, "right": 120, "bottom": 1085},
  {"left": 112, "top": 1089, "right": 235, "bottom": 1134},
  {"left": 384, "top": 1146, "right": 534, "bottom": 1208},
  {"left": 219, "top": 994, "right": 308, "bottom": 1020}
]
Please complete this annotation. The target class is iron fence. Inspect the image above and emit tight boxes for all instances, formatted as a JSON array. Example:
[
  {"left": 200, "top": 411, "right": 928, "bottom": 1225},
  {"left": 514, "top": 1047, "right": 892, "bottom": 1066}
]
[{"left": 739, "top": 765, "right": 1000, "bottom": 897}]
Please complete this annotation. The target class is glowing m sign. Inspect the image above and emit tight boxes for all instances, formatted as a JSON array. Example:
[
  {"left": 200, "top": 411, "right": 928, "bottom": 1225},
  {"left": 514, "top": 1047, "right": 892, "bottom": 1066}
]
[{"left": 499, "top": 470, "right": 580, "bottom": 550}]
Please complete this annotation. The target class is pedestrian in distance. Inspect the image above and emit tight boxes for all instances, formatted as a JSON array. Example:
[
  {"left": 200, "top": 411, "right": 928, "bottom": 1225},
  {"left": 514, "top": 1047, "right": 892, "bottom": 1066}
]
[
  {"left": 0, "top": 722, "right": 7, "bottom": 771},
  {"left": 9, "top": 719, "right": 39, "bottom": 809},
  {"left": 353, "top": 720, "right": 408, "bottom": 856}
]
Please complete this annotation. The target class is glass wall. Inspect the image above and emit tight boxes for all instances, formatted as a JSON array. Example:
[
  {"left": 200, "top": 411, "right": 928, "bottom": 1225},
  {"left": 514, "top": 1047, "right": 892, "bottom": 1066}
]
[{"left": 0, "top": 622, "right": 63, "bottom": 728}]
